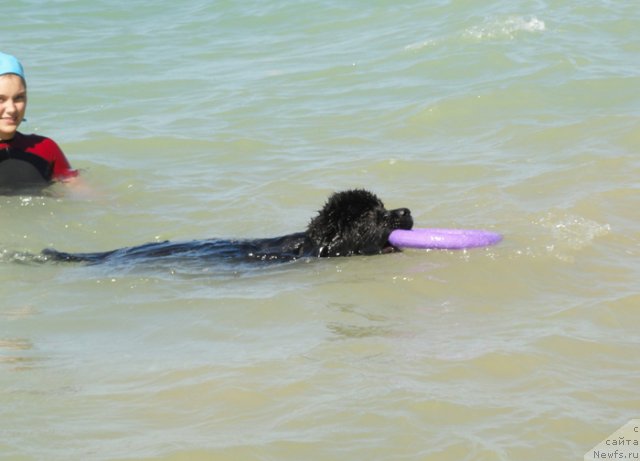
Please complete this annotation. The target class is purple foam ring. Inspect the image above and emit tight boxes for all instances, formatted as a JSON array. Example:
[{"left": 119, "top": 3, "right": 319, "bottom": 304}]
[{"left": 389, "top": 228, "right": 502, "bottom": 250}]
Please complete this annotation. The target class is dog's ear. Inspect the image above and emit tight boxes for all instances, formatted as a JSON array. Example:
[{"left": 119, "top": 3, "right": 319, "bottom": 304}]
[
  {"left": 306, "top": 189, "right": 390, "bottom": 256},
  {"left": 308, "top": 189, "right": 380, "bottom": 232},
  {"left": 321, "top": 189, "right": 384, "bottom": 221}
]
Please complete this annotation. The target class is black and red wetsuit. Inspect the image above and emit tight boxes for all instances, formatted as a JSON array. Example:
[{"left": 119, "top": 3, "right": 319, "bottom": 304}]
[{"left": 0, "top": 131, "right": 77, "bottom": 190}]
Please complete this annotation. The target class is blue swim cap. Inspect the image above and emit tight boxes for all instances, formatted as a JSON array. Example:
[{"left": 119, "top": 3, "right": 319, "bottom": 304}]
[{"left": 0, "top": 52, "right": 25, "bottom": 81}]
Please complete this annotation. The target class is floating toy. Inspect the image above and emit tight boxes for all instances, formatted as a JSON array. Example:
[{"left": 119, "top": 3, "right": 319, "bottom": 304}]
[{"left": 389, "top": 228, "right": 502, "bottom": 250}]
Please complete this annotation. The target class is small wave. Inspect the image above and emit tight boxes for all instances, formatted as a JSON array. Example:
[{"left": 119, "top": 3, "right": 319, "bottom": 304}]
[
  {"left": 404, "top": 39, "right": 438, "bottom": 52},
  {"left": 0, "top": 249, "right": 48, "bottom": 265},
  {"left": 513, "top": 212, "right": 611, "bottom": 261},
  {"left": 537, "top": 213, "right": 610, "bottom": 251},
  {"left": 464, "top": 16, "right": 546, "bottom": 40},
  {"left": 404, "top": 15, "right": 544, "bottom": 51}
]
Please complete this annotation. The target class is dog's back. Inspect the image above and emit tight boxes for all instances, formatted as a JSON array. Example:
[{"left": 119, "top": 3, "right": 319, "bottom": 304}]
[{"left": 42, "top": 232, "right": 312, "bottom": 264}]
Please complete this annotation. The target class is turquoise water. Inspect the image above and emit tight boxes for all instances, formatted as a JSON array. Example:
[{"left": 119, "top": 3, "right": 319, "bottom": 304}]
[{"left": 1, "top": 1, "right": 639, "bottom": 460}]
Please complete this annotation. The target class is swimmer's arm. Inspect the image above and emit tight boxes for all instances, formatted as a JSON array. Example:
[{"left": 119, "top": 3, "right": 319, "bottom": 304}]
[{"left": 59, "top": 174, "right": 96, "bottom": 199}]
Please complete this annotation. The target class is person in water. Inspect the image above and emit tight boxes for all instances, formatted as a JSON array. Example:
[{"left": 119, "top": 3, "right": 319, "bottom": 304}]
[{"left": 0, "top": 52, "right": 78, "bottom": 192}]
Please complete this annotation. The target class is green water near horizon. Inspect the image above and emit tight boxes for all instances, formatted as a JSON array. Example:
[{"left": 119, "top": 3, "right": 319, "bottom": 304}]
[{"left": 1, "top": 1, "right": 639, "bottom": 460}]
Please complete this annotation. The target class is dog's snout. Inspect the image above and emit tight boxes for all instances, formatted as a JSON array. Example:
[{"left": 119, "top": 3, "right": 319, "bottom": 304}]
[
  {"left": 389, "top": 207, "right": 413, "bottom": 230},
  {"left": 391, "top": 208, "right": 411, "bottom": 220}
]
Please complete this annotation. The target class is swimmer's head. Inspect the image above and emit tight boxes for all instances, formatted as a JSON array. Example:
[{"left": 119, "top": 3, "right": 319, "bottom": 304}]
[
  {"left": 0, "top": 52, "right": 26, "bottom": 86},
  {"left": 0, "top": 53, "right": 28, "bottom": 139}
]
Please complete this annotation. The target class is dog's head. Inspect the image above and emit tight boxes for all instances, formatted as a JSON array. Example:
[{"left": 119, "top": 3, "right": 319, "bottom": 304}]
[{"left": 306, "top": 189, "right": 413, "bottom": 257}]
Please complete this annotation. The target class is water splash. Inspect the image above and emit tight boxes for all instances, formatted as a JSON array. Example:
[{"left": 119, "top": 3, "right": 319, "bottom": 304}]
[
  {"left": 515, "top": 212, "right": 611, "bottom": 261},
  {"left": 404, "top": 38, "right": 438, "bottom": 52},
  {"left": 538, "top": 213, "right": 610, "bottom": 251},
  {"left": 464, "top": 16, "right": 546, "bottom": 40},
  {"left": 404, "top": 15, "right": 545, "bottom": 51}
]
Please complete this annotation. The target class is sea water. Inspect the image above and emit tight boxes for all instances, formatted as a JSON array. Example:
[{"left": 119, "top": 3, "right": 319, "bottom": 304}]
[{"left": 1, "top": 1, "right": 639, "bottom": 460}]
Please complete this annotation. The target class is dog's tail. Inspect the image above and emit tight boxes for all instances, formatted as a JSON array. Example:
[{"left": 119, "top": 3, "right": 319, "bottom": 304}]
[{"left": 41, "top": 248, "right": 115, "bottom": 263}]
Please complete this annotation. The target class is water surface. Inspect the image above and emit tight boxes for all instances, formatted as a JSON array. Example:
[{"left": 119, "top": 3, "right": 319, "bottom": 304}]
[{"left": 1, "top": 1, "right": 639, "bottom": 460}]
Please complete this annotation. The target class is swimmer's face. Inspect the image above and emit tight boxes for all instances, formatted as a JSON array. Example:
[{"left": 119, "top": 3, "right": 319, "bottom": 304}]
[{"left": 0, "top": 74, "right": 27, "bottom": 141}]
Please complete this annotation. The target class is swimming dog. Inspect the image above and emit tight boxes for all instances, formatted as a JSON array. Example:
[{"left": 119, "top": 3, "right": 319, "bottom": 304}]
[{"left": 43, "top": 189, "right": 413, "bottom": 264}]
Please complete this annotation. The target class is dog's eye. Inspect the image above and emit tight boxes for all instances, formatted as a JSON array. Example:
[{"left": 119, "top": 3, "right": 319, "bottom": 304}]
[{"left": 380, "top": 211, "right": 392, "bottom": 221}]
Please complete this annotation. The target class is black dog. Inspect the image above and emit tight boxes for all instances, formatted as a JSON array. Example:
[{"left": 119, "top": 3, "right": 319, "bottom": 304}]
[{"left": 42, "top": 189, "right": 412, "bottom": 264}]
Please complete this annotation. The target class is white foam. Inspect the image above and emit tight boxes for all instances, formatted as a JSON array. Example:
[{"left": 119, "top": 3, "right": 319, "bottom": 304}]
[
  {"left": 541, "top": 214, "right": 610, "bottom": 249},
  {"left": 526, "top": 213, "right": 611, "bottom": 262},
  {"left": 464, "top": 16, "right": 546, "bottom": 40},
  {"left": 404, "top": 39, "right": 438, "bottom": 51},
  {"left": 405, "top": 16, "right": 544, "bottom": 51}
]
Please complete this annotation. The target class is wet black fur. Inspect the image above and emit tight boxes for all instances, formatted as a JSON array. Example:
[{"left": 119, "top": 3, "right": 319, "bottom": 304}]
[{"left": 42, "top": 189, "right": 413, "bottom": 264}]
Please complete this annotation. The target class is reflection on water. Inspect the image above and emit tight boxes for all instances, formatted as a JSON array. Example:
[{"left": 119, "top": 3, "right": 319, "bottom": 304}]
[{"left": 0, "top": 338, "right": 42, "bottom": 370}]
